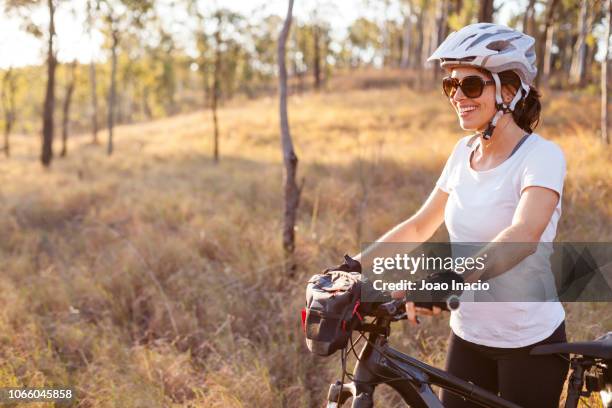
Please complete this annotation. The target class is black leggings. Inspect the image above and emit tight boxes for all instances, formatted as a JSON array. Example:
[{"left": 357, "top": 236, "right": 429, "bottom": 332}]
[{"left": 441, "top": 322, "right": 569, "bottom": 408}]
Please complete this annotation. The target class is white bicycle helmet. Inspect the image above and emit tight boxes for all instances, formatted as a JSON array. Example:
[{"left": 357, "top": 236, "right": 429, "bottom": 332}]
[{"left": 428, "top": 23, "right": 537, "bottom": 139}]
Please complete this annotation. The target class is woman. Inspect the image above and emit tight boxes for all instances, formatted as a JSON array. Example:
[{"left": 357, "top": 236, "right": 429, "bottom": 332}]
[{"left": 336, "top": 23, "right": 569, "bottom": 407}]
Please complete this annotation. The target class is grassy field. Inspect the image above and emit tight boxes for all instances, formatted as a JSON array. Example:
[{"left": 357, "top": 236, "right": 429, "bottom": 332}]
[{"left": 0, "top": 71, "right": 610, "bottom": 407}]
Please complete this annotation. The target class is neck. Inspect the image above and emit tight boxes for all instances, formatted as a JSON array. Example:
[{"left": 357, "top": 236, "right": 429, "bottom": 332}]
[{"left": 477, "top": 114, "right": 526, "bottom": 155}]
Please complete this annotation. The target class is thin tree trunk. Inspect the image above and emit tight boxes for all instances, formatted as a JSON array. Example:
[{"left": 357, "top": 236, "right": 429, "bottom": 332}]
[
  {"left": 400, "top": 2, "right": 413, "bottom": 70},
  {"left": 478, "top": 0, "right": 494, "bottom": 22},
  {"left": 212, "top": 29, "right": 221, "bottom": 163},
  {"left": 542, "top": 24, "right": 555, "bottom": 82},
  {"left": 583, "top": 8, "right": 597, "bottom": 84},
  {"left": 61, "top": 60, "right": 77, "bottom": 157},
  {"left": 142, "top": 87, "right": 152, "bottom": 119},
  {"left": 278, "top": 0, "right": 301, "bottom": 275},
  {"left": 89, "top": 60, "right": 99, "bottom": 144},
  {"left": 2, "top": 68, "right": 16, "bottom": 157},
  {"left": 432, "top": 0, "right": 449, "bottom": 80},
  {"left": 602, "top": 0, "right": 611, "bottom": 144},
  {"left": 563, "top": 30, "right": 574, "bottom": 76},
  {"left": 41, "top": 0, "right": 56, "bottom": 167},
  {"left": 523, "top": 0, "right": 536, "bottom": 35},
  {"left": 87, "top": 0, "right": 99, "bottom": 144},
  {"left": 313, "top": 25, "right": 321, "bottom": 89},
  {"left": 570, "top": 0, "right": 588, "bottom": 85},
  {"left": 381, "top": 0, "right": 391, "bottom": 66},
  {"left": 414, "top": 5, "right": 424, "bottom": 70},
  {"left": 107, "top": 26, "right": 118, "bottom": 156},
  {"left": 3, "top": 120, "right": 10, "bottom": 157},
  {"left": 536, "top": 0, "right": 559, "bottom": 87}
]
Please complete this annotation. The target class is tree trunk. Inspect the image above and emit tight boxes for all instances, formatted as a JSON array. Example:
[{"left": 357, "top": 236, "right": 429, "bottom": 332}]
[
  {"left": 278, "top": 0, "right": 301, "bottom": 275},
  {"left": 523, "top": 0, "right": 536, "bottom": 36},
  {"left": 583, "top": 8, "right": 597, "bottom": 84},
  {"left": 3, "top": 118, "right": 10, "bottom": 157},
  {"left": 87, "top": 0, "right": 98, "bottom": 144},
  {"left": 212, "top": 29, "right": 221, "bottom": 163},
  {"left": 313, "top": 25, "right": 321, "bottom": 89},
  {"left": 432, "top": 0, "right": 449, "bottom": 80},
  {"left": 61, "top": 60, "right": 77, "bottom": 157},
  {"left": 41, "top": 0, "right": 56, "bottom": 167},
  {"left": 89, "top": 60, "right": 99, "bottom": 144},
  {"left": 414, "top": 5, "right": 424, "bottom": 70},
  {"left": 107, "top": 27, "right": 118, "bottom": 156},
  {"left": 1, "top": 68, "right": 16, "bottom": 158},
  {"left": 536, "top": 0, "right": 559, "bottom": 87},
  {"left": 381, "top": 0, "right": 391, "bottom": 67},
  {"left": 569, "top": 0, "right": 588, "bottom": 85},
  {"left": 478, "top": 0, "right": 494, "bottom": 22},
  {"left": 142, "top": 87, "right": 152, "bottom": 119},
  {"left": 421, "top": 6, "right": 431, "bottom": 67},
  {"left": 602, "top": 0, "right": 611, "bottom": 144},
  {"left": 542, "top": 24, "right": 555, "bottom": 84},
  {"left": 400, "top": 2, "right": 413, "bottom": 70}
]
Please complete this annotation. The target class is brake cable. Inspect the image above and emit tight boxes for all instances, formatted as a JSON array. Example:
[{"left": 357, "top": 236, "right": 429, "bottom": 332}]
[{"left": 339, "top": 317, "right": 415, "bottom": 386}]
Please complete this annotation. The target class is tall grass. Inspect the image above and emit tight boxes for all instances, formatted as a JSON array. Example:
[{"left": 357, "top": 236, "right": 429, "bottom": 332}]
[{"left": 0, "top": 72, "right": 609, "bottom": 407}]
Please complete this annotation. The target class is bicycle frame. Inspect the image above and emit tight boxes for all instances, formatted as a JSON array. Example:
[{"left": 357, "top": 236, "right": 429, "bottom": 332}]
[
  {"left": 321, "top": 298, "right": 608, "bottom": 408},
  {"left": 326, "top": 316, "right": 523, "bottom": 408}
]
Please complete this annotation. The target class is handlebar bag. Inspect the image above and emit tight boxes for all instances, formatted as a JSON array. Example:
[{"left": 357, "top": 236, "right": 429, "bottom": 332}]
[{"left": 303, "top": 271, "right": 363, "bottom": 356}]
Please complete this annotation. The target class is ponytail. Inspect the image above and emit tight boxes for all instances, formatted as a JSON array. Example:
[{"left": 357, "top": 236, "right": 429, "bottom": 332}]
[{"left": 497, "top": 70, "right": 541, "bottom": 133}]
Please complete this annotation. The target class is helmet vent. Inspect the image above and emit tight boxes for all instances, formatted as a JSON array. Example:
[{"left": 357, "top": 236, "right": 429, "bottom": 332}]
[
  {"left": 486, "top": 40, "right": 511, "bottom": 51},
  {"left": 457, "top": 33, "right": 478, "bottom": 48}
]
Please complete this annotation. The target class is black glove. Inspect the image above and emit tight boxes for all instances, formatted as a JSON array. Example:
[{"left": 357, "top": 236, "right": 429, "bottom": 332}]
[
  {"left": 324, "top": 254, "right": 362, "bottom": 274},
  {"left": 413, "top": 271, "right": 463, "bottom": 311}
]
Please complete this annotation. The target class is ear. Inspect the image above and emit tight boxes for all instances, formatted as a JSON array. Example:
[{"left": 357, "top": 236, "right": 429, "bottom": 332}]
[{"left": 501, "top": 84, "right": 517, "bottom": 105}]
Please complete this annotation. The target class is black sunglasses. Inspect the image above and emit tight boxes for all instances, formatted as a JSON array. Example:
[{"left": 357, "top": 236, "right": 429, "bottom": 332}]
[{"left": 442, "top": 76, "right": 495, "bottom": 99}]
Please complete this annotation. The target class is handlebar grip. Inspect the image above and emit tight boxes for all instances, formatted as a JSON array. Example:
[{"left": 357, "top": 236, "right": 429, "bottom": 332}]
[{"left": 414, "top": 295, "right": 460, "bottom": 311}]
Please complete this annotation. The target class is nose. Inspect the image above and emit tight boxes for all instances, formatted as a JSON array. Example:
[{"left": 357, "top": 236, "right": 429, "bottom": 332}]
[{"left": 452, "top": 86, "right": 466, "bottom": 104}]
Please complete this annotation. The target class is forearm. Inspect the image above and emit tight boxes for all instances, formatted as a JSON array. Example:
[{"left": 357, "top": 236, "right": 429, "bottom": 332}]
[{"left": 464, "top": 224, "right": 540, "bottom": 282}]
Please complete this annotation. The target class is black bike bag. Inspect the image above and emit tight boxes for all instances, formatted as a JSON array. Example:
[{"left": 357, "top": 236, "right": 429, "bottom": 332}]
[{"left": 302, "top": 270, "right": 363, "bottom": 356}]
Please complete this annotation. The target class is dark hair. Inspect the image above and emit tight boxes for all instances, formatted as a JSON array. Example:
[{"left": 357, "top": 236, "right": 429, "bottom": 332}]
[{"left": 497, "top": 70, "right": 541, "bottom": 133}]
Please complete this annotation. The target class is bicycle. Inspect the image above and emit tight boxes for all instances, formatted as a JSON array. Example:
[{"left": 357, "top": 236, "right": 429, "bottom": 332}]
[{"left": 323, "top": 298, "right": 612, "bottom": 408}]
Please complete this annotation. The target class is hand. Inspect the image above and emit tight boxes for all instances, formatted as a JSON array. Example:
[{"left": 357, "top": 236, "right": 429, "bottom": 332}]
[{"left": 391, "top": 291, "right": 442, "bottom": 326}]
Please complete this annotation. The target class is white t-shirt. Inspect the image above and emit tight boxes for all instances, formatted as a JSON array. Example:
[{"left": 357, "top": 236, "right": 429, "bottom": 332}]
[{"left": 436, "top": 133, "right": 566, "bottom": 348}]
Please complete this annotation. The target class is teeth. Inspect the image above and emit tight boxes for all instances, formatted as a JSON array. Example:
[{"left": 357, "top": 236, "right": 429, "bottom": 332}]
[{"left": 460, "top": 106, "right": 477, "bottom": 113}]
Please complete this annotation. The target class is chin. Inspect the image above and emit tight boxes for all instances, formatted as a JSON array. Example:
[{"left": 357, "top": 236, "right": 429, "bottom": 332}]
[{"left": 459, "top": 119, "right": 482, "bottom": 132}]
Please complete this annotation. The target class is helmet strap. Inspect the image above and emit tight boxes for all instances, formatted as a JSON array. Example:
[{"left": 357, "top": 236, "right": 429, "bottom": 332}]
[
  {"left": 481, "top": 74, "right": 527, "bottom": 140},
  {"left": 482, "top": 73, "right": 504, "bottom": 140}
]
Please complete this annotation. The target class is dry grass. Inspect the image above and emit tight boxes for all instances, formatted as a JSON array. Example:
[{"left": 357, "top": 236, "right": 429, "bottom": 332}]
[{"left": 0, "top": 71, "right": 610, "bottom": 407}]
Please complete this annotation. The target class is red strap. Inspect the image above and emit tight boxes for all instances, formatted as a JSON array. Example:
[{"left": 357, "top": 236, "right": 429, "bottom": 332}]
[
  {"left": 301, "top": 308, "right": 307, "bottom": 333},
  {"left": 352, "top": 300, "right": 363, "bottom": 321}
]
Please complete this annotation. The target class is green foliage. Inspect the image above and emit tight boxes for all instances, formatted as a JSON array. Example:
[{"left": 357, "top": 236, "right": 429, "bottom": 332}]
[
  {"left": 447, "top": 0, "right": 478, "bottom": 31},
  {"left": 347, "top": 17, "right": 381, "bottom": 65},
  {"left": 1, "top": 0, "right": 607, "bottom": 137}
]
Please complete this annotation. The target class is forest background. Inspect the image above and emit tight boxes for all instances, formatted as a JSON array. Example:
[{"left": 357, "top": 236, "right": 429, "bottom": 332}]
[{"left": 0, "top": 0, "right": 610, "bottom": 406}]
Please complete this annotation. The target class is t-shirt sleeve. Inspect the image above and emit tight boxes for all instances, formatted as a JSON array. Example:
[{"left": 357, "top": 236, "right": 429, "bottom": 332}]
[
  {"left": 520, "top": 141, "right": 566, "bottom": 197},
  {"left": 436, "top": 138, "right": 466, "bottom": 193}
]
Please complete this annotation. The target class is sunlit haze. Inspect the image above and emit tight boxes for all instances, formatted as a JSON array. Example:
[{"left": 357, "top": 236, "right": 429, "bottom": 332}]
[{"left": 0, "top": 0, "right": 518, "bottom": 69}]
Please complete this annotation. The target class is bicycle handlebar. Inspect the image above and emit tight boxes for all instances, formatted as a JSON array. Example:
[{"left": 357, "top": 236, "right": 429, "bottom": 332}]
[{"left": 374, "top": 296, "right": 461, "bottom": 320}]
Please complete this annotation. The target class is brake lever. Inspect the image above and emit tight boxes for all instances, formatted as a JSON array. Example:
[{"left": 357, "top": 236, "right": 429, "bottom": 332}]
[
  {"left": 377, "top": 298, "right": 406, "bottom": 318},
  {"left": 392, "top": 312, "right": 407, "bottom": 321}
]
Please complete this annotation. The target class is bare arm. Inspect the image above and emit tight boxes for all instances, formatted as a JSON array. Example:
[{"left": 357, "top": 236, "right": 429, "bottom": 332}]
[
  {"left": 465, "top": 185, "right": 560, "bottom": 282},
  {"left": 403, "top": 186, "right": 560, "bottom": 324}
]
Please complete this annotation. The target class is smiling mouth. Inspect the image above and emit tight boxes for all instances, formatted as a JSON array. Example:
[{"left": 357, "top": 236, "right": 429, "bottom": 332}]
[{"left": 458, "top": 106, "right": 478, "bottom": 117}]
